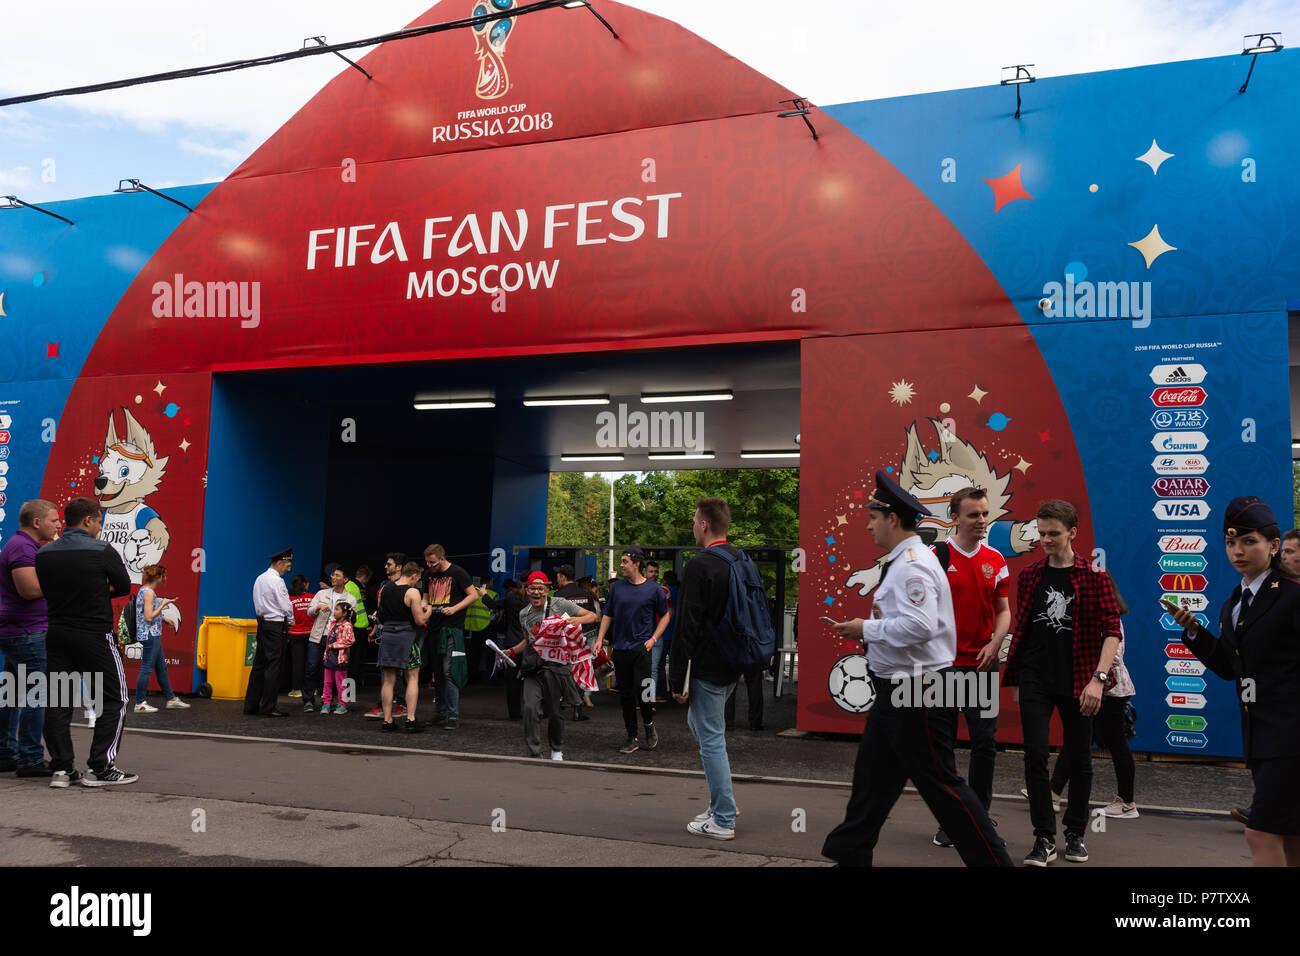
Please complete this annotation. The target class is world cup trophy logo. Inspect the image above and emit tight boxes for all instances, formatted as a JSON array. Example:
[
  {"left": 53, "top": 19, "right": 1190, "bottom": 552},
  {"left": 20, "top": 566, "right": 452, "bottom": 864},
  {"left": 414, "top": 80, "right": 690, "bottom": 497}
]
[{"left": 471, "top": 0, "right": 518, "bottom": 100}]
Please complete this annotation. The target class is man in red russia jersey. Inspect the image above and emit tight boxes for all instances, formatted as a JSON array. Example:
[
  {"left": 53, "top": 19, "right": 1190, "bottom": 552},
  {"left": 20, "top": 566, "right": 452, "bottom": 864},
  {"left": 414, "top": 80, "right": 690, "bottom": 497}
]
[{"left": 929, "top": 487, "right": 1010, "bottom": 850}]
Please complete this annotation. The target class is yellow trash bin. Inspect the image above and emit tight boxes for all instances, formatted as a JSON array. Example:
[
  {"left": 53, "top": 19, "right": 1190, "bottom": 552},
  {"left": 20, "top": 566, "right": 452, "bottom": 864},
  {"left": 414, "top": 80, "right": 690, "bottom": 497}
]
[{"left": 196, "top": 616, "right": 259, "bottom": 701}]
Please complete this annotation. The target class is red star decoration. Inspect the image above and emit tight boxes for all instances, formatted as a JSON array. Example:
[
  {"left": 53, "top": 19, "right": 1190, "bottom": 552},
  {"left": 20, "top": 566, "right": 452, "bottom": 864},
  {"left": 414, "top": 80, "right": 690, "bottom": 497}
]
[
  {"left": 46, "top": 342, "right": 59, "bottom": 358},
  {"left": 853, "top": 490, "right": 864, "bottom": 500},
  {"left": 1038, "top": 430, "right": 1052, "bottom": 442},
  {"left": 983, "top": 164, "right": 1034, "bottom": 213},
  {"left": 183, "top": 418, "right": 191, "bottom": 426}
]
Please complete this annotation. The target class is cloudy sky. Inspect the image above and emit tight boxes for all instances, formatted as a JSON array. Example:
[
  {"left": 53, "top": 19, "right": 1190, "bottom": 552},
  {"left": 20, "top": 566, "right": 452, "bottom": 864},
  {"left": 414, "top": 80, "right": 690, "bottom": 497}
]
[{"left": 0, "top": 0, "right": 1294, "bottom": 202}]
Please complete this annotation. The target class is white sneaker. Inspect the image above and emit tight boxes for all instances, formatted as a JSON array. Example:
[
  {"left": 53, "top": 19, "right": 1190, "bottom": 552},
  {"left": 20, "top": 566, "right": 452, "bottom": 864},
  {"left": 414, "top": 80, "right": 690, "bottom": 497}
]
[
  {"left": 686, "top": 818, "right": 735, "bottom": 840},
  {"left": 165, "top": 697, "right": 191, "bottom": 710},
  {"left": 550, "top": 751, "right": 563, "bottom": 761},
  {"left": 134, "top": 702, "right": 158, "bottom": 713},
  {"left": 84, "top": 711, "right": 96, "bottom": 728},
  {"left": 1098, "top": 797, "right": 1139, "bottom": 819},
  {"left": 693, "top": 807, "right": 741, "bottom": 822}
]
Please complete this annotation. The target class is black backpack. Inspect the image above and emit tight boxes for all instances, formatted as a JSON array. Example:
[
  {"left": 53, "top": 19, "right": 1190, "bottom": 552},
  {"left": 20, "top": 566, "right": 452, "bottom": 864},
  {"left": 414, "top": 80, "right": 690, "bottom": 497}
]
[
  {"left": 115, "top": 592, "right": 139, "bottom": 646},
  {"left": 707, "top": 547, "right": 776, "bottom": 673}
]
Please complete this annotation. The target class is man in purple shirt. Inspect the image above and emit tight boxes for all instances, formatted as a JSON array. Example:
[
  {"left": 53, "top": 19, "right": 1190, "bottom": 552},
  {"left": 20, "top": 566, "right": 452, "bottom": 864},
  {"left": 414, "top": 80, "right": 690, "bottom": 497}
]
[{"left": 0, "top": 499, "right": 61, "bottom": 776}]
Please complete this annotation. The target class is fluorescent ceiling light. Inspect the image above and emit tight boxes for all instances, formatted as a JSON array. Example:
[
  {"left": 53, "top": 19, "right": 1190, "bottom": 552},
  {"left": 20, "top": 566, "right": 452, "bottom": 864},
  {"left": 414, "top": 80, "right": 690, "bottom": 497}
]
[
  {"left": 562, "top": 1, "right": 586, "bottom": 7},
  {"left": 640, "top": 390, "right": 733, "bottom": 404},
  {"left": 647, "top": 452, "right": 716, "bottom": 460},
  {"left": 561, "top": 453, "right": 625, "bottom": 462},
  {"left": 522, "top": 395, "right": 610, "bottom": 407},
  {"left": 740, "top": 450, "right": 801, "bottom": 459},
  {"left": 414, "top": 399, "right": 495, "bottom": 410}
]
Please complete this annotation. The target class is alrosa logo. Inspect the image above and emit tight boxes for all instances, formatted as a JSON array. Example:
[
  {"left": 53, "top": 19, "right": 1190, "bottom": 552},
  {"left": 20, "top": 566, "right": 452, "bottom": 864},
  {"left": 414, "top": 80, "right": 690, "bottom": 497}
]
[{"left": 1151, "top": 387, "right": 1207, "bottom": 407}]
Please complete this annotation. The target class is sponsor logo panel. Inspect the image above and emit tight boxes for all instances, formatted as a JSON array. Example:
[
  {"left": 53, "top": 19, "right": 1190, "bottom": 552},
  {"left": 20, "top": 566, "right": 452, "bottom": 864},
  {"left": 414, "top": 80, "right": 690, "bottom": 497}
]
[
  {"left": 1151, "top": 386, "right": 1208, "bottom": 407},
  {"left": 1160, "top": 573, "right": 1207, "bottom": 591},
  {"left": 1159, "top": 535, "right": 1207, "bottom": 553},
  {"left": 1150, "top": 431, "right": 1209, "bottom": 452},
  {"left": 1167, "top": 731, "right": 1209, "bottom": 748},
  {"left": 1157, "top": 554, "right": 1208, "bottom": 574},
  {"left": 1149, "top": 364, "right": 1207, "bottom": 385},
  {"left": 1165, "top": 692, "right": 1208, "bottom": 709},
  {"left": 1153, "top": 500, "right": 1211, "bottom": 522},
  {"left": 1166, "top": 714, "right": 1208, "bottom": 731},
  {"left": 1165, "top": 676, "right": 1207, "bottom": 692},
  {"left": 1152, "top": 477, "right": 1210, "bottom": 497},
  {"left": 1161, "top": 612, "right": 1209, "bottom": 630},
  {"left": 1150, "top": 409, "right": 1209, "bottom": 430},
  {"left": 1166, "top": 658, "right": 1207, "bottom": 676},
  {"left": 1162, "top": 591, "right": 1209, "bottom": 611},
  {"left": 1151, "top": 455, "right": 1210, "bottom": 475}
]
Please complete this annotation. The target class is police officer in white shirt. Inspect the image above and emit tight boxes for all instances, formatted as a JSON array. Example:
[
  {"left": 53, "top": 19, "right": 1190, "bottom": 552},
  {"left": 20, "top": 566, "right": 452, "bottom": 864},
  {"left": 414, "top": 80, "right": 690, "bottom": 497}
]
[
  {"left": 822, "top": 472, "right": 1012, "bottom": 867},
  {"left": 245, "top": 547, "right": 295, "bottom": 717}
]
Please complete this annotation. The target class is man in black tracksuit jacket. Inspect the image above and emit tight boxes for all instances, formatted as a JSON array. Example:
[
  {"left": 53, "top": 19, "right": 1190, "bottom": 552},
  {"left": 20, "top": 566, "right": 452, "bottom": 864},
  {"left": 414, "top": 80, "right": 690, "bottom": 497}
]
[
  {"left": 670, "top": 497, "right": 742, "bottom": 839},
  {"left": 34, "top": 497, "right": 134, "bottom": 786}
]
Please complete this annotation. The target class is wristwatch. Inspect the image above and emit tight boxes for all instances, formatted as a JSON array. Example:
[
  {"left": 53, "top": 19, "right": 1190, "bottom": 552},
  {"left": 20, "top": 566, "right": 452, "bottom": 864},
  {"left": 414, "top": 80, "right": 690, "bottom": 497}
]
[{"left": 1093, "top": 670, "right": 1112, "bottom": 687}]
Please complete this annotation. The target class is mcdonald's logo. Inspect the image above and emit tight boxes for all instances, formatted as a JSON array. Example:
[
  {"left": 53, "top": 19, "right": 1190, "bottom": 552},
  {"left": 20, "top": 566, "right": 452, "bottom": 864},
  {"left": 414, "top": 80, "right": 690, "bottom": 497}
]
[{"left": 1159, "top": 573, "right": 1207, "bottom": 591}]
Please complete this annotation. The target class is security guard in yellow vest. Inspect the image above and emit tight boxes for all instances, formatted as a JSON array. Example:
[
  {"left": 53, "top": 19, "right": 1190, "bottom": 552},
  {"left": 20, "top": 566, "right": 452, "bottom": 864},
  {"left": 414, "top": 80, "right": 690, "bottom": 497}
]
[{"left": 464, "top": 580, "right": 498, "bottom": 680}]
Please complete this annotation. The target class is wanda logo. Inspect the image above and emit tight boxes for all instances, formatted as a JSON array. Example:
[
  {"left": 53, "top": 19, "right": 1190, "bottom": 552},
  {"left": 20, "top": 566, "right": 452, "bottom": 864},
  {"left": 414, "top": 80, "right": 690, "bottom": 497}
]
[{"left": 1151, "top": 387, "right": 1207, "bottom": 407}]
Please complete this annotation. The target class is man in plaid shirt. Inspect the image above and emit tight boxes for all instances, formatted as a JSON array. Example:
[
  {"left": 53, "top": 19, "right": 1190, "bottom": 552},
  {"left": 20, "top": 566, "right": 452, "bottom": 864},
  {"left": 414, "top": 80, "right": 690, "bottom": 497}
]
[{"left": 1003, "top": 499, "right": 1121, "bottom": 867}]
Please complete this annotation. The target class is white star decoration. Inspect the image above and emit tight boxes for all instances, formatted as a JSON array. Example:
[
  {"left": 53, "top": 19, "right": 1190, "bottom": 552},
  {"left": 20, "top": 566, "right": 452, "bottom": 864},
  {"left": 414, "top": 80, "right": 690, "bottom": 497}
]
[
  {"left": 179, "top": 438, "right": 191, "bottom": 453},
  {"left": 1136, "top": 139, "right": 1174, "bottom": 175},
  {"left": 968, "top": 385, "right": 987, "bottom": 404},
  {"left": 888, "top": 380, "right": 916, "bottom": 406},
  {"left": 1014, "top": 457, "right": 1032, "bottom": 474},
  {"left": 836, "top": 514, "right": 848, "bottom": 526},
  {"left": 153, "top": 381, "right": 167, "bottom": 397},
  {"left": 1128, "top": 224, "right": 1177, "bottom": 269}
]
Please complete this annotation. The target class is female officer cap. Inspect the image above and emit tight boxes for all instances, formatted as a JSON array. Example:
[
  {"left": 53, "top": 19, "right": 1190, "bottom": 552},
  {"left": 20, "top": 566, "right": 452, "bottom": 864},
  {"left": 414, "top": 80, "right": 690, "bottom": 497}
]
[{"left": 1223, "top": 496, "right": 1277, "bottom": 538}]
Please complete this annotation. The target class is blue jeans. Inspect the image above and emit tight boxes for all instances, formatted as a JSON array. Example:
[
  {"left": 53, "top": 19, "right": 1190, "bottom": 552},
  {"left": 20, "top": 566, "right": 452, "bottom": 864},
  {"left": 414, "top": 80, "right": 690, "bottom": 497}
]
[
  {"left": 135, "top": 634, "right": 175, "bottom": 703},
  {"left": 304, "top": 639, "right": 325, "bottom": 701},
  {"left": 438, "top": 637, "right": 460, "bottom": 720},
  {"left": 686, "top": 677, "right": 737, "bottom": 828},
  {"left": 649, "top": 639, "right": 669, "bottom": 698},
  {"left": 0, "top": 630, "right": 47, "bottom": 766}
]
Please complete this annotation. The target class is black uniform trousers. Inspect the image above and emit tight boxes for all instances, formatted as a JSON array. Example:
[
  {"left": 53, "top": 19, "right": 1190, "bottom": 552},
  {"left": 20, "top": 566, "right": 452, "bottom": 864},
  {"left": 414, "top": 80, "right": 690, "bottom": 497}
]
[
  {"left": 613, "top": 646, "right": 655, "bottom": 738},
  {"left": 44, "top": 625, "right": 128, "bottom": 774},
  {"left": 244, "top": 617, "right": 288, "bottom": 715},
  {"left": 822, "top": 674, "right": 1013, "bottom": 867}
]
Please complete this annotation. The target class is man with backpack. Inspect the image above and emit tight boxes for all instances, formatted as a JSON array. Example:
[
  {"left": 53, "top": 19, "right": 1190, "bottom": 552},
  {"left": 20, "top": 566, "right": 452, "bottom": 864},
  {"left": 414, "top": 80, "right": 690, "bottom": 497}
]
[{"left": 670, "top": 497, "right": 774, "bottom": 841}]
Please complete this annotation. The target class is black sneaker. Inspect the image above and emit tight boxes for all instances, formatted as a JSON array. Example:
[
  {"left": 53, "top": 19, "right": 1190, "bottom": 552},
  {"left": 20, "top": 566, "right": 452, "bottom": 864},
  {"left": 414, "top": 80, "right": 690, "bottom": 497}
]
[
  {"left": 404, "top": 719, "right": 425, "bottom": 733},
  {"left": 50, "top": 769, "right": 82, "bottom": 788},
  {"left": 443, "top": 718, "right": 458, "bottom": 730},
  {"left": 644, "top": 723, "right": 658, "bottom": 751},
  {"left": 1023, "top": 836, "right": 1056, "bottom": 867},
  {"left": 16, "top": 762, "right": 54, "bottom": 778},
  {"left": 82, "top": 766, "right": 139, "bottom": 787},
  {"left": 1064, "top": 832, "right": 1089, "bottom": 862},
  {"left": 619, "top": 737, "right": 639, "bottom": 754},
  {"left": 303, "top": 701, "right": 315, "bottom": 713},
  {"left": 429, "top": 714, "right": 448, "bottom": 726},
  {"left": 932, "top": 828, "right": 954, "bottom": 847},
  {"left": 381, "top": 721, "right": 398, "bottom": 733}
]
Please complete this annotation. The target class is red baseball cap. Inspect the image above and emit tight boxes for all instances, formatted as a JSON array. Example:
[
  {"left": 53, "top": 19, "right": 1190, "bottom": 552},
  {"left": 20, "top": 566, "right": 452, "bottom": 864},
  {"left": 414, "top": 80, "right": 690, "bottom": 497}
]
[{"left": 525, "top": 571, "right": 551, "bottom": 587}]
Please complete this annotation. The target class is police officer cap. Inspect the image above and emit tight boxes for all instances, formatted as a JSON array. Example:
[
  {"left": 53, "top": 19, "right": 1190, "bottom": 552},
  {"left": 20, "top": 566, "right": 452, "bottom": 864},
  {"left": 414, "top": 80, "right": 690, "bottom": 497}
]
[
  {"left": 556, "top": 564, "right": 575, "bottom": 579},
  {"left": 270, "top": 547, "right": 294, "bottom": 563},
  {"left": 1223, "top": 496, "right": 1277, "bottom": 538},
  {"left": 866, "top": 470, "right": 927, "bottom": 524}
]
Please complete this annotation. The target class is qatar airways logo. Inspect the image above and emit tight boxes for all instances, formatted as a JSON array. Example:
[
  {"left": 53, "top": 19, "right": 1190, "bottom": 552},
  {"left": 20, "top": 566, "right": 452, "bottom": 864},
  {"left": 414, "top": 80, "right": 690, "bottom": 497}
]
[{"left": 305, "top": 192, "right": 682, "bottom": 300}]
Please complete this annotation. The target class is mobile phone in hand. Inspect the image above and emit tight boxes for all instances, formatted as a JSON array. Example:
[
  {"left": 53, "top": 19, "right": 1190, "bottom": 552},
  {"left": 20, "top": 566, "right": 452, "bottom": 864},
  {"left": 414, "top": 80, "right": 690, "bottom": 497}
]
[
  {"left": 820, "top": 616, "right": 841, "bottom": 626},
  {"left": 1159, "top": 598, "right": 1181, "bottom": 614}
]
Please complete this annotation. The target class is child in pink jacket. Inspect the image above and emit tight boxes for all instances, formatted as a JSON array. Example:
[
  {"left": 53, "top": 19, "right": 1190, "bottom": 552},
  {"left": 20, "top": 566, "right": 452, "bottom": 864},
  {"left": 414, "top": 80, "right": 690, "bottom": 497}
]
[{"left": 322, "top": 600, "right": 356, "bottom": 715}]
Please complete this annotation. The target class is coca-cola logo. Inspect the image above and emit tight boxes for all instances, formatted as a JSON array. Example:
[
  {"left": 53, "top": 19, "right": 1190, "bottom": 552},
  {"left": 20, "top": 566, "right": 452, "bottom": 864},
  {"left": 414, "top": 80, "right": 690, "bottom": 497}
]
[{"left": 1151, "top": 387, "right": 1208, "bottom": 407}]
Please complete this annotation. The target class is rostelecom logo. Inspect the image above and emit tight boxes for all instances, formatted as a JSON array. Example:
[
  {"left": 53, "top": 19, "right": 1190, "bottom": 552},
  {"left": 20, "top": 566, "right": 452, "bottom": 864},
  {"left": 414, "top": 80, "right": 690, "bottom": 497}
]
[{"left": 471, "top": 0, "right": 519, "bottom": 100}]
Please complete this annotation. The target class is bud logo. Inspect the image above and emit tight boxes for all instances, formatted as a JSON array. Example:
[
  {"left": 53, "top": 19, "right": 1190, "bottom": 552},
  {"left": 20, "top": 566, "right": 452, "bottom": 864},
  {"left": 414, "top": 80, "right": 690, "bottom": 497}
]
[
  {"left": 1162, "top": 591, "right": 1209, "bottom": 612},
  {"left": 1150, "top": 409, "right": 1209, "bottom": 430},
  {"left": 1151, "top": 387, "right": 1207, "bottom": 407},
  {"left": 1165, "top": 642, "right": 1197, "bottom": 659},
  {"left": 1158, "top": 554, "right": 1208, "bottom": 574},
  {"left": 1166, "top": 658, "right": 1207, "bottom": 676},
  {"left": 1167, "top": 731, "right": 1208, "bottom": 749},
  {"left": 1166, "top": 714, "right": 1208, "bottom": 731},
  {"left": 1153, "top": 477, "right": 1210, "bottom": 497},
  {"left": 1153, "top": 500, "right": 1211, "bottom": 522},
  {"left": 1166, "top": 692, "right": 1208, "bottom": 709},
  {"left": 1151, "top": 455, "right": 1210, "bottom": 475},
  {"left": 1166, "top": 676, "right": 1207, "bottom": 693},
  {"left": 1150, "top": 431, "right": 1209, "bottom": 453},
  {"left": 1159, "top": 535, "right": 1207, "bottom": 553},
  {"left": 1161, "top": 612, "right": 1209, "bottom": 630},
  {"left": 1160, "top": 573, "right": 1208, "bottom": 591},
  {"left": 1149, "top": 364, "right": 1207, "bottom": 385}
]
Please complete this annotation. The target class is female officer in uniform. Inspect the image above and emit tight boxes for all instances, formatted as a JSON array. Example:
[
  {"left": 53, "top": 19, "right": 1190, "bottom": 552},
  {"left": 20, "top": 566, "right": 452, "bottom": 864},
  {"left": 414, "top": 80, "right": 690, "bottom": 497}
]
[{"left": 1170, "top": 496, "right": 1300, "bottom": 866}]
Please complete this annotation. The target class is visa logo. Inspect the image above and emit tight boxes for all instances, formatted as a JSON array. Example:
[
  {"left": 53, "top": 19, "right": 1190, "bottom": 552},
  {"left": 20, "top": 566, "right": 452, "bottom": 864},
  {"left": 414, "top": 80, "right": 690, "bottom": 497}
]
[{"left": 1152, "top": 499, "right": 1211, "bottom": 520}]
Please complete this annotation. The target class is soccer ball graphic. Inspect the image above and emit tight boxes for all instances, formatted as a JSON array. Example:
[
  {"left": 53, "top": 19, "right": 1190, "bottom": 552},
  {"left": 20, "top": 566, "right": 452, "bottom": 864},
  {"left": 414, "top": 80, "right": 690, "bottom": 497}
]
[{"left": 828, "top": 654, "right": 875, "bottom": 713}]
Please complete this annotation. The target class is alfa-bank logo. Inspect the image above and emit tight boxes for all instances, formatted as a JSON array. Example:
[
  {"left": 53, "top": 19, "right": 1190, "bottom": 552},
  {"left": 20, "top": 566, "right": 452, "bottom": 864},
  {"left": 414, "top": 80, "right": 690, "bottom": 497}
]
[
  {"left": 1159, "top": 534, "right": 1207, "bottom": 553},
  {"left": 1150, "top": 387, "right": 1207, "bottom": 407},
  {"left": 1151, "top": 454, "right": 1209, "bottom": 475},
  {"left": 1150, "top": 431, "right": 1209, "bottom": 453},
  {"left": 1152, "top": 477, "right": 1210, "bottom": 497},
  {"left": 1149, "top": 364, "right": 1207, "bottom": 386}
]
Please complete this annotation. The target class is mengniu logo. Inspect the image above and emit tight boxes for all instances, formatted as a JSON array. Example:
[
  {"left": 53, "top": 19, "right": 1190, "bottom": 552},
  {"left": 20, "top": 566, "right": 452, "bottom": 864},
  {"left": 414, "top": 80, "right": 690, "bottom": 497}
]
[
  {"left": 1160, "top": 573, "right": 1208, "bottom": 591},
  {"left": 1166, "top": 714, "right": 1208, "bottom": 731},
  {"left": 1163, "top": 591, "right": 1209, "bottom": 611},
  {"left": 471, "top": 0, "right": 519, "bottom": 100},
  {"left": 1150, "top": 409, "right": 1209, "bottom": 430},
  {"left": 1152, "top": 500, "right": 1210, "bottom": 523},
  {"left": 1159, "top": 534, "right": 1207, "bottom": 553},
  {"left": 1148, "top": 363, "right": 1207, "bottom": 385},
  {"left": 1153, "top": 477, "right": 1210, "bottom": 497},
  {"left": 1165, "top": 643, "right": 1196, "bottom": 660},
  {"left": 1158, "top": 554, "right": 1208, "bottom": 574},
  {"left": 1167, "top": 731, "right": 1208, "bottom": 748},
  {"left": 1151, "top": 386, "right": 1208, "bottom": 407}
]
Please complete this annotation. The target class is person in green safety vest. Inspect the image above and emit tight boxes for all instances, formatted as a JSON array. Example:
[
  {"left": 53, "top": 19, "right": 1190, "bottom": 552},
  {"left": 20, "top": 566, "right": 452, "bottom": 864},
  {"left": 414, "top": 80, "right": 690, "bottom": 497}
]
[{"left": 463, "top": 578, "right": 498, "bottom": 681}]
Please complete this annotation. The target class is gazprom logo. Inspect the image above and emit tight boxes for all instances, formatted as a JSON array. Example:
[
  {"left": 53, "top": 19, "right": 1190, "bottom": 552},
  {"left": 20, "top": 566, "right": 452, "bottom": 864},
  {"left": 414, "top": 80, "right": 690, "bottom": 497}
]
[{"left": 1150, "top": 431, "right": 1209, "bottom": 452}]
